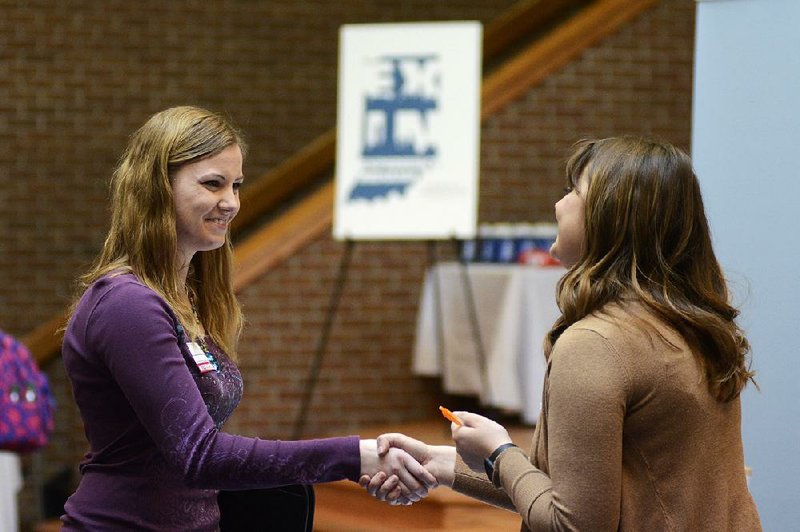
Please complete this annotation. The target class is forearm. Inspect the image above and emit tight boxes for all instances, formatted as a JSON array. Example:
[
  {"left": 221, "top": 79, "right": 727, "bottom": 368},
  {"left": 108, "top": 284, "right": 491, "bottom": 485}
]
[
  {"left": 185, "top": 433, "right": 361, "bottom": 489},
  {"left": 493, "top": 447, "right": 552, "bottom": 521},
  {"left": 427, "top": 445, "right": 456, "bottom": 488},
  {"left": 452, "top": 453, "right": 516, "bottom": 511}
]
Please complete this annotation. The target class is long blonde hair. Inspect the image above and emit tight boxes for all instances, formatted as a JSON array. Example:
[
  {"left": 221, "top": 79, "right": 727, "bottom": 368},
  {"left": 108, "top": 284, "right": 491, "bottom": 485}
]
[
  {"left": 546, "top": 137, "right": 754, "bottom": 401},
  {"left": 75, "top": 106, "right": 245, "bottom": 359}
]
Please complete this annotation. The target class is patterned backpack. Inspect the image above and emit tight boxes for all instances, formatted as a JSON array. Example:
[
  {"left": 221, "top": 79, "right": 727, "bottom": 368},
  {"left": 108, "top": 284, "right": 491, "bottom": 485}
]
[{"left": 0, "top": 330, "right": 55, "bottom": 452}]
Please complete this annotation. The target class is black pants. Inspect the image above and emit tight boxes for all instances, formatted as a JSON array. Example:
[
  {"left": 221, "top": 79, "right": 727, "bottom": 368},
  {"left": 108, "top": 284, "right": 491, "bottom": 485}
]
[{"left": 218, "top": 485, "right": 315, "bottom": 532}]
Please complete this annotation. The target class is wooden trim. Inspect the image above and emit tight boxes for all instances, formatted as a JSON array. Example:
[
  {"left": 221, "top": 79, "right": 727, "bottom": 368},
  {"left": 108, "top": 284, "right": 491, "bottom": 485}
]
[
  {"left": 234, "top": 0, "right": 656, "bottom": 242},
  {"left": 232, "top": 129, "right": 336, "bottom": 235},
  {"left": 482, "top": 0, "right": 587, "bottom": 60}
]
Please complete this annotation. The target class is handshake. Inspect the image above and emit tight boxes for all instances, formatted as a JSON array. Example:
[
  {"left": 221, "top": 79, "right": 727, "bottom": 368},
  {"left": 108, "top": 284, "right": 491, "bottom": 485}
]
[{"left": 357, "top": 410, "right": 514, "bottom": 505}]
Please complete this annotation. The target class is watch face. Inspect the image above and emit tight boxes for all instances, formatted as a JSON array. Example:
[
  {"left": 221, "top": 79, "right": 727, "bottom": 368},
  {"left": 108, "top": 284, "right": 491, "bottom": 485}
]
[
  {"left": 484, "top": 457, "right": 495, "bottom": 480},
  {"left": 485, "top": 443, "right": 518, "bottom": 484}
]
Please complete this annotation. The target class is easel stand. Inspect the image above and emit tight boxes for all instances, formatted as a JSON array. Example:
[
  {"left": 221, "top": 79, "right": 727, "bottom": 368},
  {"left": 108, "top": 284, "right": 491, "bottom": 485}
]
[
  {"left": 452, "top": 239, "right": 491, "bottom": 399},
  {"left": 426, "top": 241, "right": 446, "bottom": 381},
  {"left": 292, "top": 240, "right": 355, "bottom": 440},
  {"left": 291, "top": 238, "right": 490, "bottom": 439}
]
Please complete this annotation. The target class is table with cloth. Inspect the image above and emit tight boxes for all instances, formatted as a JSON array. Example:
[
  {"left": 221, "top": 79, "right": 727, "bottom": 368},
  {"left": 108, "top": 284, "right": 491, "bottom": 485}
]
[
  {"left": 0, "top": 451, "right": 22, "bottom": 532},
  {"left": 413, "top": 262, "right": 564, "bottom": 424}
]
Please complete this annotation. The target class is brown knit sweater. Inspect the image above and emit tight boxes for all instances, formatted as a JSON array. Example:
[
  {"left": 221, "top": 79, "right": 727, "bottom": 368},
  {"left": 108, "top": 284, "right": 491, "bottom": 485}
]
[{"left": 452, "top": 302, "right": 761, "bottom": 531}]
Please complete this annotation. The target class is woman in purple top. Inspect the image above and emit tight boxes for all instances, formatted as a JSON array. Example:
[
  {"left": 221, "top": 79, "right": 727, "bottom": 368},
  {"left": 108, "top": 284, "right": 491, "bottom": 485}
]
[{"left": 60, "top": 106, "right": 436, "bottom": 530}]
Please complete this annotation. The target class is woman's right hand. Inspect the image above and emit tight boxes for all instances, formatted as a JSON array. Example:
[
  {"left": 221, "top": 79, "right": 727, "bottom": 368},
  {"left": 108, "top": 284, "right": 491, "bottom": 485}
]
[
  {"left": 450, "top": 411, "right": 513, "bottom": 473},
  {"left": 359, "top": 433, "right": 456, "bottom": 504},
  {"left": 358, "top": 439, "right": 437, "bottom": 504}
]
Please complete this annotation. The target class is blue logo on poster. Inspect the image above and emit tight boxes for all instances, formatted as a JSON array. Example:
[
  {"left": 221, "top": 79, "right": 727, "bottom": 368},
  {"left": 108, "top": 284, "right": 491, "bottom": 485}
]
[{"left": 349, "top": 55, "right": 440, "bottom": 201}]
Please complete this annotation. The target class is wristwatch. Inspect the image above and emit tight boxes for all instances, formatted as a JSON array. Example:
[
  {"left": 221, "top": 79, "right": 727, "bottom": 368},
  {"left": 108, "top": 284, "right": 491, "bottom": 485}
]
[{"left": 484, "top": 442, "right": 518, "bottom": 483}]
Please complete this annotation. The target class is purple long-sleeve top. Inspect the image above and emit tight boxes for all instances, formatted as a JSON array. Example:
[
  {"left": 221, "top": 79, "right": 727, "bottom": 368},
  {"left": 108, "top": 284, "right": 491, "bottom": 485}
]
[{"left": 60, "top": 273, "right": 360, "bottom": 530}]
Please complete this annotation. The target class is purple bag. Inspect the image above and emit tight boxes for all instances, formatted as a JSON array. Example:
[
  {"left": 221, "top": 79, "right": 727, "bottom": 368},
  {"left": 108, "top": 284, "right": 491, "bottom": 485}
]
[{"left": 0, "top": 330, "right": 55, "bottom": 452}]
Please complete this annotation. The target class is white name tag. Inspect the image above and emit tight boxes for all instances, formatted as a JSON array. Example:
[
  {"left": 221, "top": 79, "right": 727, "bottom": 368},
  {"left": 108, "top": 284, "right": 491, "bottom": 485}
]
[
  {"left": 187, "top": 342, "right": 215, "bottom": 373},
  {"left": 187, "top": 342, "right": 204, "bottom": 356}
]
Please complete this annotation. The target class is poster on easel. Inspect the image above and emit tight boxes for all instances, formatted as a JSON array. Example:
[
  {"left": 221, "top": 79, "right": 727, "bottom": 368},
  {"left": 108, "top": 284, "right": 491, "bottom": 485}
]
[{"left": 334, "top": 22, "right": 482, "bottom": 241}]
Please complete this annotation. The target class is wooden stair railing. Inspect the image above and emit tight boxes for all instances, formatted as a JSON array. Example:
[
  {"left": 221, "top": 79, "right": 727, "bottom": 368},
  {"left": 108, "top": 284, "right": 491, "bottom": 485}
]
[
  {"left": 231, "top": 130, "right": 336, "bottom": 236},
  {"left": 23, "top": 314, "right": 68, "bottom": 365},
  {"left": 233, "top": 181, "right": 335, "bottom": 292},
  {"left": 25, "top": 0, "right": 656, "bottom": 365}
]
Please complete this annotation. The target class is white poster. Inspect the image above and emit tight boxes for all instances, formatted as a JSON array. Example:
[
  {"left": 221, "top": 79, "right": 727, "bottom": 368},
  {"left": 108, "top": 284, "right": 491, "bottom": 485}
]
[{"left": 334, "top": 22, "right": 482, "bottom": 240}]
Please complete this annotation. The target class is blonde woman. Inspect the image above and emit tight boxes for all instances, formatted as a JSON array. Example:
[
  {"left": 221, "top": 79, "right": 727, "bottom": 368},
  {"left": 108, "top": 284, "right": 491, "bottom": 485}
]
[
  {"left": 60, "top": 106, "right": 434, "bottom": 530},
  {"left": 364, "top": 137, "right": 762, "bottom": 530}
]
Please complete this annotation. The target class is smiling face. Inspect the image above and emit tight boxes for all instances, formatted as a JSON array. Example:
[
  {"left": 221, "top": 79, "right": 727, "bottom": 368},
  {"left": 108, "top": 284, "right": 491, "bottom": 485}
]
[
  {"left": 171, "top": 144, "right": 244, "bottom": 269},
  {"left": 550, "top": 167, "right": 589, "bottom": 268}
]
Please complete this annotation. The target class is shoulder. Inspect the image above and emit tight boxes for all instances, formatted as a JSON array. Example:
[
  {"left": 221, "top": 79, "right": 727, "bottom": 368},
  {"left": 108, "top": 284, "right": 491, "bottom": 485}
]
[
  {"left": 563, "top": 301, "right": 680, "bottom": 349},
  {"left": 552, "top": 307, "right": 624, "bottom": 359},
  {"left": 79, "top": 273, "right": 175, "bottom": 331},
  {"left": 86, "top": 273, "right": 165, "bottom": 306},
  {"left": 550, "top": 302, "right": 656, "bottom": 386},
  {"left": 547, "top": 307, "right": 635, "bottom": 404},
  {"left": 70, "top": 274, "right": 183, "bottom": 364},
  {"left": 553, "top": 301, "right": 685, "bottom": 388},
  {"left": 567, "top": 303, "right": 633, "bottom": 339}
]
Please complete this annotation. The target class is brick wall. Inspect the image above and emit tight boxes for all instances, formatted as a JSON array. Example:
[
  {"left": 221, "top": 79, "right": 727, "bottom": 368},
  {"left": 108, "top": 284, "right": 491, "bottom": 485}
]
[{"left": 0, "top": 0, "right": 696, "bottom": 526}]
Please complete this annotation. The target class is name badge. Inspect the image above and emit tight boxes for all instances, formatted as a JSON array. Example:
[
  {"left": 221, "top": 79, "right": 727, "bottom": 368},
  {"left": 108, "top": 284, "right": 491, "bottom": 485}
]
[{"left": 187, "top": 342, "right": 215, "bottom": 374}]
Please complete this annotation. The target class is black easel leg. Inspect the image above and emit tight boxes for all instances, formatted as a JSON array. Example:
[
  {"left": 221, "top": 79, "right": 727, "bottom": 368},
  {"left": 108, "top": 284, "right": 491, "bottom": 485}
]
[
  {"left": 293, "top": 240, "right": 355, "bottom": 440},
  {"left": 453, "top": 239, "right": 491, "bottom": 402}
]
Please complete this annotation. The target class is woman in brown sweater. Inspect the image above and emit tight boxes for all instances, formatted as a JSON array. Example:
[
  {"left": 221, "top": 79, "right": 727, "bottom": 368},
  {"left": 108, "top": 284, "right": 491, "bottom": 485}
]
[{"left": 362, "top": 137, "right": 762, "bottom": 530}]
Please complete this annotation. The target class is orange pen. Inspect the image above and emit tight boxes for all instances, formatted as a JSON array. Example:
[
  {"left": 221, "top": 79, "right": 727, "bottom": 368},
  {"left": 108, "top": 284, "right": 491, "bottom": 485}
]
[{"left": 438, "top": 406, "right": 463, "bottom": 426}]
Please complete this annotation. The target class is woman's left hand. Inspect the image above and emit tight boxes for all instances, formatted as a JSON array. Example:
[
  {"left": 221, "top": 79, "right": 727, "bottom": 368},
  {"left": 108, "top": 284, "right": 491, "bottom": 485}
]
[
  {"left": 450, "top": 412, "right": 513, "bottom": 472},
  {"left": 359, "top": 439, "right": 437, "bottom": 503}
]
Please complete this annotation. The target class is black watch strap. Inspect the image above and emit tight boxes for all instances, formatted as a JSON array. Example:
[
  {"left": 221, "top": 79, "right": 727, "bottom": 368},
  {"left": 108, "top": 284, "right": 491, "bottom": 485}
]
[{"left": 483, "top": 443, "right": 518, "bottom": 484}]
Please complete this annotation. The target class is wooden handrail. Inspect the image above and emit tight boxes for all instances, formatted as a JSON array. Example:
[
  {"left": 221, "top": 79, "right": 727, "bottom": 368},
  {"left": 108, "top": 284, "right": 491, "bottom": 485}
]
[
  {"left": 25, "top": 0, "right": 656, "bottom": 366},
  {"left": 233, "top": 181, "right": 334, "bottom": 292},
  {"left": 482, "top": 0, "right": 588, "bottom": 60},
  {"left": 232, "top": 130, "right": 336, "bottom": 235},
  {"left": 23, "top": 314, "right": 68, "bottom": 367}
]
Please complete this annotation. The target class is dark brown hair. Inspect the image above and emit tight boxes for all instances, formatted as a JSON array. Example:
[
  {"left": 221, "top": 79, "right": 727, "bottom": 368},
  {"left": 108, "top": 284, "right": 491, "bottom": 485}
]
[{"left": 546, "top": 137, "right": 754, "bottom": 401}]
